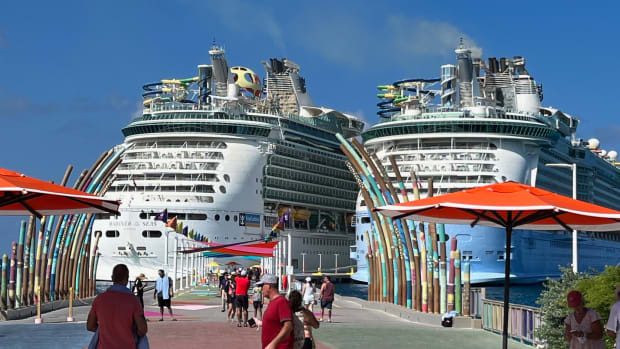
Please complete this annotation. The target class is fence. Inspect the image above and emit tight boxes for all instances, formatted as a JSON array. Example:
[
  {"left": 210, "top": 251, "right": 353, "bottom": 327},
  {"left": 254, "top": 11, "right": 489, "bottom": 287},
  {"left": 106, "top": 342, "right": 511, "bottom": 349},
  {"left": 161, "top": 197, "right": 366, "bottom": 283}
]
[{"left": 481, "top": 298, "right": 543, "bottom": 346}]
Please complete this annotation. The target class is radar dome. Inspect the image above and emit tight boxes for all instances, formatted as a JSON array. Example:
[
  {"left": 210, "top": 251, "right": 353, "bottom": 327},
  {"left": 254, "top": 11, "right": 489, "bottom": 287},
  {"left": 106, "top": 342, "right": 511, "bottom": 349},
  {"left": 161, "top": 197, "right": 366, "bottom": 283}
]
[
  {"left": 587, "top": 138, "right": 600, "bottom": 150},
  {"left": 608, "top": 150, "right": 618, "bottom": 161},
  {"left": 231, "top": 66, "right": 262, "bottom": 97},
  {"left": 601, "top": 150, "right": 607, "bottom": 157}
]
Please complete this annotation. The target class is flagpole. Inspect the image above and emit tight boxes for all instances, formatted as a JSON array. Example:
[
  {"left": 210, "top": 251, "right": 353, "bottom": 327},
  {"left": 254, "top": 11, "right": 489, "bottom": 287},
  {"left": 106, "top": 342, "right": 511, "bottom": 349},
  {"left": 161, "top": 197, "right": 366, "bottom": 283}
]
[{"left": 173, "top": 237, "right": 178, "bottom": 292}]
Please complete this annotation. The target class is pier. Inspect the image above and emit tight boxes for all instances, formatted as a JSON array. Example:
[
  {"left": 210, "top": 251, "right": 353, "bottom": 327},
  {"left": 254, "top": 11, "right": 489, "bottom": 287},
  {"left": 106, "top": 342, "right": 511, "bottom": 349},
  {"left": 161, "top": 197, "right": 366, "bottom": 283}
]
[{"left": 0, "top": 282, "right": 533, "bottom": 349}]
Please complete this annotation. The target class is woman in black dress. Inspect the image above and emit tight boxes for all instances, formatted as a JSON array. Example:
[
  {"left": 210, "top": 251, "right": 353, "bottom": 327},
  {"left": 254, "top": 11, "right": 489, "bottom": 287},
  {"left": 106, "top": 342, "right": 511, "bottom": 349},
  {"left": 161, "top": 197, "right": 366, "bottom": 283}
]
[{"left": 133, "top": 273, "right": 147, "bottom": 309}]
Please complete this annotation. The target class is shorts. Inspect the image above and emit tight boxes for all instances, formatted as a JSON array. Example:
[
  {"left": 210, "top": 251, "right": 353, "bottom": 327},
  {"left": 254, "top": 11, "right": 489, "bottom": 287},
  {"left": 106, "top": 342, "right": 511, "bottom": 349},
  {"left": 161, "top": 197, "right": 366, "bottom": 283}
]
[
  {"left": 302, "top": 338, "right": 313, "bottom": 349},
  {"left": 303, "top": 296, "right": 314, "bottom": 305},
  {"left": 235, "top": 295, "right": 249, "bottom": 310},
  {"left": 320, "top": 300, "right": 333, "bottom": 310},
  {"left": 227, "top": 294, "right": 235, "bottom": 304},
  {"left": 253, "top": 301, "right": 263, "bottom": 309},
  {"left": 158, "top": 296, "right": 171, "bottom": 308}
]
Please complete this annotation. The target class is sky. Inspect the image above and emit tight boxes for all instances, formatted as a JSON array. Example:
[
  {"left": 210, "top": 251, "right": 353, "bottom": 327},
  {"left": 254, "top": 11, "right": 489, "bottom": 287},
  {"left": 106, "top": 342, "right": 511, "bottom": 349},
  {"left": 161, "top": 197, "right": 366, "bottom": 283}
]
[{"left": 1, "top": 1, "right": 619, "bottom": 255}]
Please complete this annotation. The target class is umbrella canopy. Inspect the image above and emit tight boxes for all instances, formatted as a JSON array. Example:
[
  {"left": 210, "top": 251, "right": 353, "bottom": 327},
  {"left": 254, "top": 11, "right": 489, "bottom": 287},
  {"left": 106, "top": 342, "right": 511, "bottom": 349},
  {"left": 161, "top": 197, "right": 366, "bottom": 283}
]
[
  {"left": 0, "top": 168, "right": 120, "bottom": 217},
  {"left": 375, "top": 181, "right": 620, "bottom": 349}
]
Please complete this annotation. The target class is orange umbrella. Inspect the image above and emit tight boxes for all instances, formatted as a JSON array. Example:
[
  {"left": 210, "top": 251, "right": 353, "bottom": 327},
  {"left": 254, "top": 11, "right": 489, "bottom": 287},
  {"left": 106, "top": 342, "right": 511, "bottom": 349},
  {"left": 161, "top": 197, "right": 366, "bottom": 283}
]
[
  {"left": 0, "top": 168, "right": 120, "bottom": 218},
  {"left": 375, "top": 181, "right": 620, "bottom": 349}
]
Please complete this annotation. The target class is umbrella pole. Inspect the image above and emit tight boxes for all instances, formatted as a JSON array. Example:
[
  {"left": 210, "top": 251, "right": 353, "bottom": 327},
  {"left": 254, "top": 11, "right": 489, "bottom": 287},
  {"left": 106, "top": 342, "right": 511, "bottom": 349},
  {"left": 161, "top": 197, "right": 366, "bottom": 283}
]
[{"left": 502, "top": 226, "right": 512, "bottom": 349}]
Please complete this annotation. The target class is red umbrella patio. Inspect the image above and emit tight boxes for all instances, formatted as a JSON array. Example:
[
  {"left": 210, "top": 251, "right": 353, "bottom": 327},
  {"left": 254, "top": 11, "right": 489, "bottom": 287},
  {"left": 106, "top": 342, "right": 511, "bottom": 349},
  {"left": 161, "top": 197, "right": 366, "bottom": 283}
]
[
  {"left": 375, "top": 181, "right": 620, "bottom": 349},
  {"left": 0, "top": 168, "right": 120, "bottom": 217}
]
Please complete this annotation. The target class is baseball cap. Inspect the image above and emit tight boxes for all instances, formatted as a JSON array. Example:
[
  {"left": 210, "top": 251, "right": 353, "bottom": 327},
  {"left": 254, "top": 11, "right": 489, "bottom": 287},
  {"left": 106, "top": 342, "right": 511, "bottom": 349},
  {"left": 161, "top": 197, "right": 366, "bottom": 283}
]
[
  {"left": 256, "top": 273, "right": 278, "bottom": 286},
  {"left": 567, "top": 290, "right": 582, "bottom": 307},
  {"left": 241, "top": 270, "right": 247, "bottom": 276}
]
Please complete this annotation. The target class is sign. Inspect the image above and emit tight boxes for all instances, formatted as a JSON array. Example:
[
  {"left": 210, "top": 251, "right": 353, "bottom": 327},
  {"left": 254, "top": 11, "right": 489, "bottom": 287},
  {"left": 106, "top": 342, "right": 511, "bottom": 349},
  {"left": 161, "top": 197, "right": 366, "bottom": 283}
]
[
  {"left": 286, "top": 265, "right": 294, "bottom": 275},
  {"left": 239, "top": 213, "right": 261, "bottom": 227}
]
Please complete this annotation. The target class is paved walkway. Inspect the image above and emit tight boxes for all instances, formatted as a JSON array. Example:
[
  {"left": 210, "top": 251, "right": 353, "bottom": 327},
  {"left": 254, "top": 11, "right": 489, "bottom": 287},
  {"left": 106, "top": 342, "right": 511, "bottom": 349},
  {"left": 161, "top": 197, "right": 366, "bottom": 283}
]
[{"left": 0, "top": 284, "right": 532, "bottom": 349}]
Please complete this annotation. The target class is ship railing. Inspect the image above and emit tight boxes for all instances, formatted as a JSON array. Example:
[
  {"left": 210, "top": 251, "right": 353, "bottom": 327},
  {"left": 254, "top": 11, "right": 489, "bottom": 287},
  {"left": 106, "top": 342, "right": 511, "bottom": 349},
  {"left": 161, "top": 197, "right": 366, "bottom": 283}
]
[{"left": 480, "top": 297, "right": 543, "bottom": 346}]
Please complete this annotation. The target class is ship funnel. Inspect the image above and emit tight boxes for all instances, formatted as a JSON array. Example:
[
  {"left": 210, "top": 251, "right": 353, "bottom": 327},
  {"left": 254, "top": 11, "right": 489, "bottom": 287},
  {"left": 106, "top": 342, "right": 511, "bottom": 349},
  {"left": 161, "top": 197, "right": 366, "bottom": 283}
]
[
  {"left": 209, "top": 45, "right": 234, "bottom": 97},
  {"left": 455, "top": 40, "right": 474, "bottom": 107},
  {"left": 198, "top": 64, "right": 213, "bottom": 105}
]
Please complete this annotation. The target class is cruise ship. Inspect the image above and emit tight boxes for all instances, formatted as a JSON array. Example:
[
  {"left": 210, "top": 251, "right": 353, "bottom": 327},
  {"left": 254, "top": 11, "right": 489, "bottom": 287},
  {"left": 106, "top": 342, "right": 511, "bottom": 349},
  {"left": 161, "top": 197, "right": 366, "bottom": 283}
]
[
  {"left": 351, "top": 41, "right": 620, "bottom": 284},
  {"left": 92, "top": 46, "right": 363, "bottom": 281}
]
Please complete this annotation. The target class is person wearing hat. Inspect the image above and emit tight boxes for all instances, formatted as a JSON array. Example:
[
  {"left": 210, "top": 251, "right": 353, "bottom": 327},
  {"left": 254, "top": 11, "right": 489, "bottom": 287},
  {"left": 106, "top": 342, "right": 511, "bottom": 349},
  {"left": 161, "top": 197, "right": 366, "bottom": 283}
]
[
  {"left": 606, "top": 284, "right": 620, "bottom": 346},
  {"left": 235, "top": 269, "right": 251, "bottom": 327},
  {"left": 564, "top": 290, "right": 605, "bottom": 348},
  {"left": 301, "top": 277, "right": 316, "bottom": 313},
  {"left": 132, "top": 273, "right": 147, "bottom": 309},
  {"left": 256, "top": 273, "right": 293, "bottom": 349}
]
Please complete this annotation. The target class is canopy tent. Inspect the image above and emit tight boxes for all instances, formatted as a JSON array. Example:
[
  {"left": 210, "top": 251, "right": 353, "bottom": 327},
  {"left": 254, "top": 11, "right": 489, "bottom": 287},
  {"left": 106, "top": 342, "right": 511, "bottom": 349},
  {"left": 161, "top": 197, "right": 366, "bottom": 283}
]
[
  {"left": 375, "top": 181, "right": 620, "bottom": 349},
  {"left": 179, "top": 240, "right": 278, "bottom": 258},
  {"left": 0, "top": 168, "right": 120, "bottom": 217}
]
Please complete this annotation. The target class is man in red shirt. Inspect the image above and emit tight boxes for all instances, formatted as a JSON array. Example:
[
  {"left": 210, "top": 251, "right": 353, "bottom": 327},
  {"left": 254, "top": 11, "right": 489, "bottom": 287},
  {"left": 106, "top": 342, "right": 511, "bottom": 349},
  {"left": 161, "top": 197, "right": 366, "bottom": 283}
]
[
  {"left": 257, "top": 273, "right": 293, "bottom": 349},
  {"left": 235, "top": 269, "right": 251, "bottom": 327},
  {"left": 87, "top": 264, "right": 147, "bottom": 348}
]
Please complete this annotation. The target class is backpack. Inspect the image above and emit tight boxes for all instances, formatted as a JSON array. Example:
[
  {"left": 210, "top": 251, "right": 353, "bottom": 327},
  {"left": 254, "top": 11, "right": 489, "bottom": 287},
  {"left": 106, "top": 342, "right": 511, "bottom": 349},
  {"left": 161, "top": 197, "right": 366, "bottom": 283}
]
[{"left": 292, "top": 312, "right": 305, "bottom": 349}]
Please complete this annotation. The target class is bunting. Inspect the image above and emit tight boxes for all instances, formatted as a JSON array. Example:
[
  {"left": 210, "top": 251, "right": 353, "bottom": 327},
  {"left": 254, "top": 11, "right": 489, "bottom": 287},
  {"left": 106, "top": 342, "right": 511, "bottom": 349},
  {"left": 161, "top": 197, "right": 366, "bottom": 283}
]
[{"left": 155, "top": 209, "right": 168, "bottom": 223}]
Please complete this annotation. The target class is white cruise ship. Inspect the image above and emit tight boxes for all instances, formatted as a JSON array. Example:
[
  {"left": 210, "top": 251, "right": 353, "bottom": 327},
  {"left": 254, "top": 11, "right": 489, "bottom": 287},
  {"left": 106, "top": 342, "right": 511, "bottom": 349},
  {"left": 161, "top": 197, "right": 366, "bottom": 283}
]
[
  {"left": 351, "top": 41, "right": 620, "bottom": 284},
  {"left": 93, "top": 46, "right": 363, "bottom": 281}
]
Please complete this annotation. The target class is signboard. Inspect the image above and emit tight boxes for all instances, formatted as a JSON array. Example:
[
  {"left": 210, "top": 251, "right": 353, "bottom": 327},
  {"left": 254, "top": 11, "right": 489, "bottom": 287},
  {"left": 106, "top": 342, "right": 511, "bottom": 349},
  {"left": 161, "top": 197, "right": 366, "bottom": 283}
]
[
  {"left": 286, "top": 265, "right": 294, "bottom": 275},
  {"left": 239, "top": 213, "right": 261, "bottom": 227}
]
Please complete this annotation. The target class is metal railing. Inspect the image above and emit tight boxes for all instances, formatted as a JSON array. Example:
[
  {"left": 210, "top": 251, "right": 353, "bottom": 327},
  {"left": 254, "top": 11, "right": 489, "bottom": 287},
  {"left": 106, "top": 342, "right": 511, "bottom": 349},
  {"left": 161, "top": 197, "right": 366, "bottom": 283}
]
[{"left": 481, "top": 298, "right": 543, "bottom": 346}]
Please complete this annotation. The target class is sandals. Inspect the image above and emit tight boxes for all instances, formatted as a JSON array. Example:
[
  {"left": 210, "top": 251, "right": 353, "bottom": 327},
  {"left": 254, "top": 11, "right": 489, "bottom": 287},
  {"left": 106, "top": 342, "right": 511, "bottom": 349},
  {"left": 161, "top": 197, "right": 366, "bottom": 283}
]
[
  {"left": 237, "top": 323, "right": 242, "bottom": 327},
  {"left": 243, "top": 322, "right": 248, "bottom": 327}
]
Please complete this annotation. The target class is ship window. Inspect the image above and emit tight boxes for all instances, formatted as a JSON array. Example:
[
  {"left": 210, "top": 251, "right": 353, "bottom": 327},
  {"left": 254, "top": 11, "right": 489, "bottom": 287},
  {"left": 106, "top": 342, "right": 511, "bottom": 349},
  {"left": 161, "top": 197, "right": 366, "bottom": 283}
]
[
  {"left": 224, "top": 174, "right": 230, "bottom": 183},
  {"left": 139, "top": 212, "right": 148, "bottom": 219},
  {"left": 136, "top": 247, "right": 147, "bottom": 251},
  {"left": 234, "top": 215, "right": 238, "bottom": 222},
  {"left": 142, "top": 230, "right": 162, "bottom": 238},
  {"left": 106, "top": 230, "right": 120, "bottom": 238},
  {"left": 220, "top": 186, "right": 226, "bottom": 194},
  {"left": 215, "top": 214, "right": 220, "bottom": 221},
  {"left": 361, "top": 217, "right": 371, "bottom": 224},
  {"left": 225, "top": 215, "right": 230, "bottom": 221},
  {"left": 187, "top": 213, "right": 207, "bottom": 220}
]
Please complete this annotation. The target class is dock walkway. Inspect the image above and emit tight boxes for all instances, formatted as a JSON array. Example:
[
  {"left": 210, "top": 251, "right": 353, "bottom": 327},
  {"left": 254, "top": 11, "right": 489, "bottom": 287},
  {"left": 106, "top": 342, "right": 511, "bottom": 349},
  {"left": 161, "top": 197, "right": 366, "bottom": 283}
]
[{"left": 0, "top": 285, "right": 531, "bottom": 349}]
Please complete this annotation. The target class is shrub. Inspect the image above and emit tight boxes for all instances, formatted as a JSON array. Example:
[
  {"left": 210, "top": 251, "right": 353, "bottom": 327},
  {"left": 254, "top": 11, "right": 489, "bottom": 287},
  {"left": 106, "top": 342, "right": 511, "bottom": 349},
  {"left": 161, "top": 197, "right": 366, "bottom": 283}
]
[
  {"left": 576, "top": 266, "right": 620, "bottom": 349},
  {"left": 536, "top": 266, "right": 584, "bottom": 349}
]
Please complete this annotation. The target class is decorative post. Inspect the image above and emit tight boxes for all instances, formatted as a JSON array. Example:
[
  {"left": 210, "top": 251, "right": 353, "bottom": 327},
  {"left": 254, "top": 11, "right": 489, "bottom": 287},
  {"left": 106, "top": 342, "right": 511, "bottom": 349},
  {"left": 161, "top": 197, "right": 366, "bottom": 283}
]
[
  {"left": 454, "top": 250, "right": 462, "bottom": 314},
  {"left": 463, "top": 262, "right": 471, "bottom": 316}
]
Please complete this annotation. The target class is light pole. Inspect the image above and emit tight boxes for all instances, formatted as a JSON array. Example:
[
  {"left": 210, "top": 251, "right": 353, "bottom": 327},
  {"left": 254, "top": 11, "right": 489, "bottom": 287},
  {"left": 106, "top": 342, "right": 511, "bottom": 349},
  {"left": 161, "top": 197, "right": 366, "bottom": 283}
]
[
  {"left": 317, "top": 253, "right": 322, "bottom": 273},
  {"left": 546, "top": 162, "right": 578, "bottom": 272},
  {"left": 334, "top": 254, "right": 339, "bottom": 274},
  {"left": 301, "top": 253, "right": 306, "bottom": 273}
]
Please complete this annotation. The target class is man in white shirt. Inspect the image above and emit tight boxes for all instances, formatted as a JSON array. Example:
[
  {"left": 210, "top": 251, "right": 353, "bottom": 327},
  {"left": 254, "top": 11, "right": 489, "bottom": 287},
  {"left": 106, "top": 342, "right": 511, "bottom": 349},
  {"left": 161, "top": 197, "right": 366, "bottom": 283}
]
[
  {"left": 154, "top": 269, "right": 176, "bottom": 321},
  {"left": 607, "top": 284, "right": 620, "bottom": 347}
]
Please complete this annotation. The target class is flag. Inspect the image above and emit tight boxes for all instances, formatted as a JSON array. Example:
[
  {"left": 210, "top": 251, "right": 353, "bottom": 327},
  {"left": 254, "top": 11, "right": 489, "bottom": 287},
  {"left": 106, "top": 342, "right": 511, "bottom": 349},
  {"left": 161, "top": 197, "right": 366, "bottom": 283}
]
[
  {"left": 282, "top": 209, "right": 290, "bottom": 225},
  {"left": 166, "top": 216, "right": 177, "bottom": 230},
  {"left": 182, "top": 225, "right": 188, "bottom": 236},
  {"left": 155, "top": 209, "right": 168, "bottom": 223}
]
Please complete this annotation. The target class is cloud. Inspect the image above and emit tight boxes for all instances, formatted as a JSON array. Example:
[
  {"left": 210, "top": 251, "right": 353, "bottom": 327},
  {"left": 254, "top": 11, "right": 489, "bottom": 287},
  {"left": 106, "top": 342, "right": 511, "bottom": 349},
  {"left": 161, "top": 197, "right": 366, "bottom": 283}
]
[
  {"left": 0, "top": 94, "right": 59, "bottom": 117},
  {"left": 290, "top": 12, "right": 481, "bottom": 70}
]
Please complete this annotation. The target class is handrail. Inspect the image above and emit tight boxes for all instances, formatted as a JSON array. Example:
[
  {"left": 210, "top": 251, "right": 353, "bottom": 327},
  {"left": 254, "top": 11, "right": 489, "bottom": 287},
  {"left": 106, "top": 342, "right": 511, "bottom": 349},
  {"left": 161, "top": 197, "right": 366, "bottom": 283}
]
[{"left": 481, "top": 297, "right": 543, "bottom": 346}]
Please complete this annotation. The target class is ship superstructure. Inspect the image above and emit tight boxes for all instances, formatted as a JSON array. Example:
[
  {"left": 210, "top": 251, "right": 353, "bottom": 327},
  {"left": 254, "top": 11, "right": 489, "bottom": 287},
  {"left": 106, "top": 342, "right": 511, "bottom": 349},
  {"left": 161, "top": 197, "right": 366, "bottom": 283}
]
[
  {"left": 93, "top": 46, "right": 363, "bottom": 281},
  {"left": 351, "top": 41, "right": 620, "bottom": 284}
]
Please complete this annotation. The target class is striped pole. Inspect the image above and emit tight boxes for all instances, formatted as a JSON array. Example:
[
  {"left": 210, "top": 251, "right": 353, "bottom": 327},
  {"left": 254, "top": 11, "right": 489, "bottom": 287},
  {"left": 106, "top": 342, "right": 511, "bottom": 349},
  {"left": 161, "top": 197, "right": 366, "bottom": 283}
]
[
  {"left": 15, "top": 220, "right": 26, "bottom": 307},
  {"left": 455, "top": 250, "right": 462, "bottom": 314},
  {"left": 438, "top": 224, "right": 447, "bottom": 314},
  {"left": 463, "top": 262, "right": 471, "bottom": 316},
  {"left": 1, "top": 254, "right": 7, "bottom": 310},
  {"left": 33, "top": 217, "right": 46, "bottom": 305},
  {"left": 27, "top": 221, "right": 37, "bottom": 304},
  {"left": 9, "top": 242, "right": 17, "bottom": 309},
  {"left": 425, "top": 225, "right": 433, "bottom": 313},
  {"left": 419, "top": 223, "right": 427, "bottom": 312},
  {"left": 448, "top": 237, "right": 457, "bottom": 312}
]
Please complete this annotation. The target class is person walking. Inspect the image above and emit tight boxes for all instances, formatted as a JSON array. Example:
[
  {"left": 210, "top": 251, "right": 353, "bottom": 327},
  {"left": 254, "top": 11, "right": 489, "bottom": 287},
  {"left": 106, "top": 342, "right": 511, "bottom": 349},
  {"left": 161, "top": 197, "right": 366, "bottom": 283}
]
[
  {"left": 133, "top": 273, "right": 147, "bottom": 309},
  {"left": 319, "top": 276, "right": 335, "bottom": 323},
  {"left": 87, "top": 264, "right": 148, "bottom": 348},
  {"left": 235, "top": 270, "right": 251, "bottom": 327},
  {"left": 253, "top": 286, "right": 264, "bottom": 325},
  {"left": 154, "top": 269, "right": 176, "bottom": 321},
  {"left": 606, "top": 284, "right": 620, "bottom": 347},
  {"left": 257, "top": 273, "right": 294, "bottom": 349},
  {"left": 289, "top": 290, "right": 320, "bottom": 349},
  {"left": 226, "top": 273, "right": 237, "bottom": 322},
  {"left": 220, "top": 272, "right": 228, "bottom": 312},
  {"left": 565, "top": 290, "right": 605, "bottom": 349},
  {"left": 302, "top": 277, "right": 316, "bottom": 313}
]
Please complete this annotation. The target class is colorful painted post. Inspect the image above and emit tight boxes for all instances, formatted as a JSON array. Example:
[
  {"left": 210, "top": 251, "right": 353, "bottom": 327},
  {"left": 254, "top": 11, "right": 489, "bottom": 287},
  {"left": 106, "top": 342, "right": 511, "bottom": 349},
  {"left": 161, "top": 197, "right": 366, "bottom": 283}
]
[
  {"left": 27, "top": 221, "right": 37, "bottom": 305},
  {"left": 9, "top": 242, "right": 17, "bottom": 309},
  {"left": 448, "top": 237, "right": 457, "bottom": 312},
  {"left": 433, "top": 251, "right": 440, "bottom": 314},
  {"left": 419, "top": 223, "right": 427, "bottom": 312},
  {"left": 425, "top": 225, "right": 433, "bottom": 313},
  {"left": 39, "top": 216, "right": 55, "bottom": 302},
  {"left": 438, "top": 224, "right": 447, "bottom": 314},
  {"left": 463, "top": 262, "right": 471, "bottom": 316},
  {"left": 454, "top": 250, "right": 462, "bottom": 314},
  {"left": 15, "top": 220, "right": 26, "bottom": 308},
  {"left": 34, "top": 217, "right": 46, "bottom": 305},
  {"left": 1, "top": 254, "right": 7, "bottom": 310}
]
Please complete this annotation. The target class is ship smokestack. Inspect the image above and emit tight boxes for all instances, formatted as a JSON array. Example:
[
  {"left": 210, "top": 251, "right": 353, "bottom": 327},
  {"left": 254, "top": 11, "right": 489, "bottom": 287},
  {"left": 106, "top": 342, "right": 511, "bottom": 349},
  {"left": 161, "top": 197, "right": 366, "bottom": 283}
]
[
  {"left": 455, "top": 39, "right": 474, "bottom": 107},
  {"left": 209, "top": 45, "right": 233, "bottom": 97}
]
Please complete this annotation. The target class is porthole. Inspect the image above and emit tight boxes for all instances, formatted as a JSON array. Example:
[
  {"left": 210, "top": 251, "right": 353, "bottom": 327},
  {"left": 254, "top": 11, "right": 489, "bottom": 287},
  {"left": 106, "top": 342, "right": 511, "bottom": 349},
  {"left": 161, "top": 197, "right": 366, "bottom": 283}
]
[
  {"left": 139, "top": 212, "right": 147, "bottom": 219},
  {"left": 105, "top": 230, "right": 120, "bottom": 238},
  {"left": 215, "top": 214, "right": 220, "bottom": 221},
  {"left": 234, "top": 215, "right": 238, "bottom": 222},
  {"left": 225, "top": 215, "right": 230, "bottom": 221},
  {"left": 220, "top": 186, "right": 226, "bottom": 194},
  {"left": 224, "top": 174, "right": 230, "bottom": 183}
]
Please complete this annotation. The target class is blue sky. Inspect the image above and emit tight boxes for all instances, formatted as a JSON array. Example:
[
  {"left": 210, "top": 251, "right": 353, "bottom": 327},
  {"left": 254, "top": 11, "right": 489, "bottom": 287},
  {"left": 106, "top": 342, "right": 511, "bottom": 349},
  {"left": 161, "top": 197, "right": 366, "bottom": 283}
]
[{"left": 1, "top": 1, "right": 619, "bottom": 255}]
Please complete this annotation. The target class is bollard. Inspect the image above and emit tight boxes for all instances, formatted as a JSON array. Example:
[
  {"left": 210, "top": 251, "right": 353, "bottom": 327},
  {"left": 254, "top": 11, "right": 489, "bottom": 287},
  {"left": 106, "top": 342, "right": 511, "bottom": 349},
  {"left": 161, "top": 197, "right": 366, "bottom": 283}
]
[
  {"left": 67, "top": 287, "right": 74, "bottom": 322},
  {"left": 34, "top": 286, "right": 42, "bottom": 324}
]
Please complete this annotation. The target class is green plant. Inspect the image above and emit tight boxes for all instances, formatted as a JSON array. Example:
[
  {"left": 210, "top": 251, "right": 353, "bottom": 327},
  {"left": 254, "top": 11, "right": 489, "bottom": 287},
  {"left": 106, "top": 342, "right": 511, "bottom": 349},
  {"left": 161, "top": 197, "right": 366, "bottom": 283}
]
[
  {"left": 536, "top": 266, "right": 584, "bottom": 349},
  {"left": 576, "top": 266, "right": 620, "bottom": 349}
]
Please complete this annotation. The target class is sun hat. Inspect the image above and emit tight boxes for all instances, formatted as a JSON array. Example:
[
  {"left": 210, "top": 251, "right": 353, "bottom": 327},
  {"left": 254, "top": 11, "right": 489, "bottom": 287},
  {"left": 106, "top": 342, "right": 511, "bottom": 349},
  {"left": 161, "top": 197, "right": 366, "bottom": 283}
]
[
  {"left": 256, "top": 273, "right": 278, "bottom": 286},
  {"left": 567, "top": 290, "right": 582, "bottom": 307}
]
